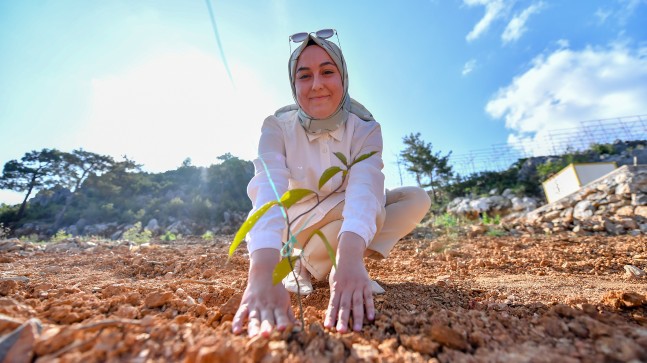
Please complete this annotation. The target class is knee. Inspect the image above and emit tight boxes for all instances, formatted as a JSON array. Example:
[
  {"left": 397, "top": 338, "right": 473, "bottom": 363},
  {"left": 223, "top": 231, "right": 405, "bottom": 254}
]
[
  {"left": 411, "top": 187, "right": 432, "bottom": 214},
  {"left": 391, "top": 186, "right": 431, "bottom": 215}
]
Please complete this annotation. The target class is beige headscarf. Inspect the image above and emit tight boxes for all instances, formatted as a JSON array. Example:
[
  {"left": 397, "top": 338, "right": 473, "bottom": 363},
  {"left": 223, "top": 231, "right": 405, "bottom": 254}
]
[{"left": 275, "top": 33, "right": 375, "bottom": 135}]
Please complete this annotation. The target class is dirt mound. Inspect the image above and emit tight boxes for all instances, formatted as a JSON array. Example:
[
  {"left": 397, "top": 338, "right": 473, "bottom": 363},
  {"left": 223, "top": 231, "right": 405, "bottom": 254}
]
[{"left": 1, "top": 234, "right": 646, "bottom": 362}]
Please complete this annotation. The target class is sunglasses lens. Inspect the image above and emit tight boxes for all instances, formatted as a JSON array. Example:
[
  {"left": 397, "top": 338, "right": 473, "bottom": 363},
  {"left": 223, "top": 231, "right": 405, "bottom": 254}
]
[
  {"left": 315, "top": 29, "right": 335, "bottom": 39},
  {"left": 290, "top": 32, "right": 308, "bottom": 43}
]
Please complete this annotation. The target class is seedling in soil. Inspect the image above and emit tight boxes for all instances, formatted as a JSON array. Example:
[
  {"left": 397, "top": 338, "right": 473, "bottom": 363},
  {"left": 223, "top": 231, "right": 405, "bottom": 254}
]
[{"left": 229, "top": 151, "right": 378, "bottom": 327}]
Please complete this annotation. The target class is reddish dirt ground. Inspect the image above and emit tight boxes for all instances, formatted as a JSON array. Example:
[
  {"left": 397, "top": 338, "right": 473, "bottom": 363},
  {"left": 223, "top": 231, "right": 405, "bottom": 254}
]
[{"left": 1, "top": 233, "right": 646, "bottom": 362}]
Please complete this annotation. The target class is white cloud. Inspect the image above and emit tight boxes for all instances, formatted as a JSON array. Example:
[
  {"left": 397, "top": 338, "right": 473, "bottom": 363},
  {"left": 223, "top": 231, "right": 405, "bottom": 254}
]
[
  {"left": 485, "top": 43, "right": 647, "bottom": 156},
  {"left": 80, "top": 49, "right": 281, "bottom": 172},
  {"left": 502, "top": 2, "right": 545, "bottom": 44},
  {"left": 464, "top": 0, "right": 507, "bottom": 42},
  {"left": 462, "top": 59, "right": 477, "bottom": 76},
  {"left": 595, "top": 8, "right": 612, "bottom": 24}
]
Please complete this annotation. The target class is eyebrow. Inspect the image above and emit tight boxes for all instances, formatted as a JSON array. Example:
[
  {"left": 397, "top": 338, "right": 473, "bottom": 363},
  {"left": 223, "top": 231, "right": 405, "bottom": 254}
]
[{"left": 296, "top": 61, "right": 336, "bottom": 73}]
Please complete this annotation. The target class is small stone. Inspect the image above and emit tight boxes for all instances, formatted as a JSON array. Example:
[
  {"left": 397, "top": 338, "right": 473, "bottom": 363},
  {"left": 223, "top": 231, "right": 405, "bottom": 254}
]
[
  {"left": 0, "top": 318, "right": 42, "bottom": 363},
  {"left": 615, "top": 205, "right": 635, "bottom": 217},
  {"left": 624, "top": 265, "right": 646, "bottom": 279},
  {"left": 351, "top": 343, "right": 380, "bottom": 361},
  {"left": 400, "top": 334, "right": 440, "bottom": 355},
  {"left": 144, "top": 291, "right": 174, "bottom": 308},
  {"left": 429, "top": 324, "right": 469, "bottom": 351}
]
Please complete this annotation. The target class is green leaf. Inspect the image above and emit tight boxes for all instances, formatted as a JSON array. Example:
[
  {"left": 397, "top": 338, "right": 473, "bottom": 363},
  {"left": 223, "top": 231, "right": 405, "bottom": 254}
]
[
  {"left": 272, "top": 256, "right": 299, "bottom": 285},
  {"left": 351, "top": 151, "right": 378, "bottom": 166},
  {"left": 311, "top": 230, "right": 337, "bottom": 269},
  {"left": 280, "top": 189, "right": 315, "bottom": 209},
  {"left": 229, "top": 200, "right": 279, "bottom": 257},
  {"left": 318, "top": 166, "right": 342, "bottom": 189},
  {"left": 333, "top": 152, "right": 348, "bottom": 167}
]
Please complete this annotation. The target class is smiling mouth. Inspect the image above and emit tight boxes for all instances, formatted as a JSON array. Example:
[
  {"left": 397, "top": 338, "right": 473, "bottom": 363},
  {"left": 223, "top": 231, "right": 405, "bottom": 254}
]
[{"left": 310, "top": 95, "right": 330, "bottom": 101}]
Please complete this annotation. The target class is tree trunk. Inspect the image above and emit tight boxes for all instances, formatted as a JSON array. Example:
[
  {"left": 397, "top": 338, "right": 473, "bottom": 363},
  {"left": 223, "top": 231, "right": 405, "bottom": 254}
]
[{"left": 17, "top": 185, "right": 34, "bottom": 220}]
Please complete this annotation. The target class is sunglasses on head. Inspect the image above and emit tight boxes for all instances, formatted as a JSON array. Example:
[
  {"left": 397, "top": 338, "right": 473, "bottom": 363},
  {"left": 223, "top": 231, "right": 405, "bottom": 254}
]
[
  {"left": 289, "top": 28, "right": 341, "bottom": 54},
  {"left": 289, "top": 28, "right": 337, "bottom": 43}
]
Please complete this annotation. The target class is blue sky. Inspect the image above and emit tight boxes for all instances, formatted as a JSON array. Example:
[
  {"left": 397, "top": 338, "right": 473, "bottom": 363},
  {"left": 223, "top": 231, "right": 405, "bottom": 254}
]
[{"left": 1, "top": 0, "right": 646, "bottom": 205}]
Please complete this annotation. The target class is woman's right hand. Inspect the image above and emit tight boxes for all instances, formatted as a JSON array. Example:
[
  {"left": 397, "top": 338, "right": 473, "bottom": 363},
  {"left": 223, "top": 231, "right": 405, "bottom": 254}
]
[{"left": 232, "top": 248, "right": 296, "bottom": 337}]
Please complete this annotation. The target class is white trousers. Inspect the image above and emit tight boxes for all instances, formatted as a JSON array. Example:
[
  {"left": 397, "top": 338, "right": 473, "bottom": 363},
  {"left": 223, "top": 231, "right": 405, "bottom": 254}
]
[{"left": 290, "top": 186, "right": 431, "bottom": 281}]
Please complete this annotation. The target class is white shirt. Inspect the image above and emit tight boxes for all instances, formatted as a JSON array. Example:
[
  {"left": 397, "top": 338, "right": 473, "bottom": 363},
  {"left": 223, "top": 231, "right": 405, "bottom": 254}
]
[{"left": 246, "top": 110, "right": 385, "bottom": 254}]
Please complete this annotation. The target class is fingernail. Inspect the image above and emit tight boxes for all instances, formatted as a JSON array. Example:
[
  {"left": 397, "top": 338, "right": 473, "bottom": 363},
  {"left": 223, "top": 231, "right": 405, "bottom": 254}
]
[
  {"left": 368, "top": 313, "right": 374, "bottom": 320},
  {"left": 354, "top": 323, "right": 362, "bottom": 331}
]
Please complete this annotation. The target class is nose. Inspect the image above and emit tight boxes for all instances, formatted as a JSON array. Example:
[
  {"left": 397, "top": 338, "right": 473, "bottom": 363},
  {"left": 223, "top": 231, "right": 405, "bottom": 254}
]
[{"left": 311, "top": 73, "right": 324, "bottom": 90}]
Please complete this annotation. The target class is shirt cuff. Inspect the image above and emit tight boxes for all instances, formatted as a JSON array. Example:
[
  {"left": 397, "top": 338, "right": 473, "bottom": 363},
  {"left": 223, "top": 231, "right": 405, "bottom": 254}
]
[{"left": 338, "top": 218, "right": 374, "bottom": 247}]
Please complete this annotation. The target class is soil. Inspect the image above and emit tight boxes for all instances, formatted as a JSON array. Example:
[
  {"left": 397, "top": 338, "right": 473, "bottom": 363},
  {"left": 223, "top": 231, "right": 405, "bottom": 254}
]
[{"left": 1, "top": 233, "right": 646, "bottom": 362}]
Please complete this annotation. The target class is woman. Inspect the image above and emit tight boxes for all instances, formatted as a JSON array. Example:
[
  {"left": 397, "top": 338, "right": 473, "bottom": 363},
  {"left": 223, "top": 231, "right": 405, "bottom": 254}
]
[{"left": 232, "top": 29, "right": 430, "bottom": 337}]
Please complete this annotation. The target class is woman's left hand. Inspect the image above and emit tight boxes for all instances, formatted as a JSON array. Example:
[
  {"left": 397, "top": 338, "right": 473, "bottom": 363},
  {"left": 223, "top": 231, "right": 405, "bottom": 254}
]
[{"left": 324, "top": 232, "right": 375, "bottom": 332}]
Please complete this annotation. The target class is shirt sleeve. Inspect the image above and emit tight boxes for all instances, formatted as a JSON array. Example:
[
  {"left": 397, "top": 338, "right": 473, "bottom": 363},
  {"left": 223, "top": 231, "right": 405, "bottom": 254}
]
[
  {"left": 339, "top": 123, "right": 385, "bottom": 246},
  {"left": 246, "top": 116, "right": 289, "bottom": 254}
]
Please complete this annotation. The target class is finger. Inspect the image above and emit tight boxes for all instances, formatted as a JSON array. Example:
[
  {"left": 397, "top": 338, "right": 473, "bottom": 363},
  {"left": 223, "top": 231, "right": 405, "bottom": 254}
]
[
  {"left": 364, "top": 285, "right": 375, "bottom": 321},
  {"left": 275, "top": 308, "right": 290, "bottom": 331},
  {"left": 260, "top": 308, "right": 276, "bottom": 337},
  {"left": 325, "top": 290, "right": 341, "bottom": 329},
  {"left": 336, "top": 290, "right": 352, "bottom": 333},
  {"left": 247, "top": 309, "right": 261, "bottom": 337},
  {"left": 232, "top": 304, "right": 249, "bottom": 335},
  {"left": 351, "top": 289, "right": 364, "bottom": 331}
]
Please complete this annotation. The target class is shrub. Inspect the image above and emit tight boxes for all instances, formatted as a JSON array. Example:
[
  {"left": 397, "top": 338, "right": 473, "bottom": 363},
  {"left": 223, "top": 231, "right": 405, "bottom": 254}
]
[
  {"left": 123, "top": 222, "right": 152, "bottom": 244},
  {"left": 51, "top": 229, "right": 72, "bottom": 242},
  {"left": 202, "top": 231, "right": 214, "bottom": 241},
  {"left": 161, "top": 231, "right": 176, "bottom": 242}
]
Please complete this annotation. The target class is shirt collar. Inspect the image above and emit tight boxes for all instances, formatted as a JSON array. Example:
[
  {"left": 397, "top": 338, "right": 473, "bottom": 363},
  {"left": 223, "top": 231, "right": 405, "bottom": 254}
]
[{"left": 305, "top": 123, "right": 345, "bottom": 142}]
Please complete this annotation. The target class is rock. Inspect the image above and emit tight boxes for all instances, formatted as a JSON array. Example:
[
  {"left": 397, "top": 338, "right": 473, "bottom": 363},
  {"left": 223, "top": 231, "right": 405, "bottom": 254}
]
[
  {"left": 615, "top": 205, "right": 635, "bottom": 217},
  {"left": 543, "top": 210, "right": 561, "bottom": 221},
  {"left": 429, "top": 324, "right": 468, "bottom": 351},
  {"left": 467, "top": 224, "right": 488, "bottom": 238},
  {"left": 615, "top": 183, "right": 631, "bottom": 195},
  {"left": 0, "top": 314, "right": 23, "bottom": 332},
  {"left": 351, "top": 343, "right": 380, "bottom": 361},
  {"left": 145, "top": 219, "right": 160, "bottom": 233},
  {"left": 0, "top": 318, "right": 41, "bottom": 363},
  {"left": 635, "top": 206, "right": 647, "bottom": 220},
  {"left": 602, "top": 291, "right": 646, "bottom": 309},
  {"left": 633, "top": 193, "right": 647, "bottom": 205},
  {"left": 603, "top": 219, "right": 623, "bottom": 235},
  {"left": 400, "top": 334, "right": 440, "bottom": 355},
  {"left": 145, "top": 291, "right": 174, "bottom": 308},
  {"left": 624, "top": 265, "right": 646, "bottom": 279},
  {"left": 596, "top": 335, "right": 647, "bottom": 362},
  {"left": 574, "top": 200, "right": 594, "bottom": 220},
  {"left": 562, "top": 207, "right": 574, "bottom": 223}
]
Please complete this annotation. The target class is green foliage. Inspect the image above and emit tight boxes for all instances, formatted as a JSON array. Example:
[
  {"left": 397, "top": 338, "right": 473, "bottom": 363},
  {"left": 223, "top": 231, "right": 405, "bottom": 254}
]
[
  {"left": 0, "top": 148, "right": 65, "bottom": 219},
  {"left": 481, "top": 212, "right": 501, "bottom": 225},
  {"left": 535, "top": 152, "right": 590, "bottom": 181},
  {"left": 400, "top": 133, "right": 453, "bottom": 203},
  {"left": 51, "top": 229, "right": 72, "bottom": 242},
  {"left": 161, "top": 231, "right": 177, "bottom": 242},
  {"left": 0, "top": 150, "right": 254, "bottom": 237},
  {"left": 590, "top": 142, "right": 616, "bottom": 155},
  {"left": 272, "top": 256, "right": 299, "bottom": 285},
  {"left": 434, "top": 213, "right": 460, "bottom": 228},
  {"left": 485, "top": 228, "right": 506, "bottom": 237},
  {"left": 123, "top": 222, "right": 152, "bottom": 244}
]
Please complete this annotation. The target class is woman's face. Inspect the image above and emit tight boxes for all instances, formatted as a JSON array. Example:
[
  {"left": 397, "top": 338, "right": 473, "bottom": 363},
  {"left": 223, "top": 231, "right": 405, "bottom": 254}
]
[{"left": 294, "top": 45, "right": 343, "bottom": 119}]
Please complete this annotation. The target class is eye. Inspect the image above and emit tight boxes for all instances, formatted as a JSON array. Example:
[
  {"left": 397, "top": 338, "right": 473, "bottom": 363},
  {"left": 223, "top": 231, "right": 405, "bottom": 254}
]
[
  {"left": 297, "top": 73, "right": 311, "bottom": 80},
  {"left": 323, "top": 69, "right": 336, "bottom": 75}
]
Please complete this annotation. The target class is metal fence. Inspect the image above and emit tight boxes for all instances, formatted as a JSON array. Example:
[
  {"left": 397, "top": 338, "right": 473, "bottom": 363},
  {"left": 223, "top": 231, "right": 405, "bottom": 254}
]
[{"left": 450, "top": 114, "right": 647, "bottom": 176}]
